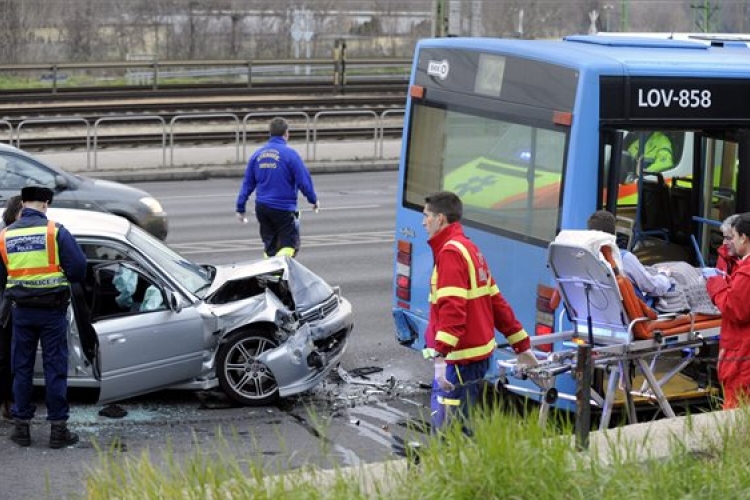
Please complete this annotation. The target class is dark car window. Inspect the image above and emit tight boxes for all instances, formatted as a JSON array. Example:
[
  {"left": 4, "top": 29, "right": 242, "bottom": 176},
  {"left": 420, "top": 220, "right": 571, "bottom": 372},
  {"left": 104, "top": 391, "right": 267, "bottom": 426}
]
[
  {"left": 81, "top": 243, "right": 129, "bottom": 262},
  {"left": 91, "top": 264, "right": 166, "bottom": 320},
  {"left": 0, "top": 153, "right": 56, "bottom": 190}
]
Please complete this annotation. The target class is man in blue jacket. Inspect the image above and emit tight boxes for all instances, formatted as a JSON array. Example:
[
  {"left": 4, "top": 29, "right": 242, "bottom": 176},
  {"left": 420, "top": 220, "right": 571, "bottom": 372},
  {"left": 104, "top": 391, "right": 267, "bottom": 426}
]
[
  {"left": 0, "top": 186, "right": 87, "bottom": 448},
  {"left": 236, "top": 117, "right": 319, "bottom": 258}
]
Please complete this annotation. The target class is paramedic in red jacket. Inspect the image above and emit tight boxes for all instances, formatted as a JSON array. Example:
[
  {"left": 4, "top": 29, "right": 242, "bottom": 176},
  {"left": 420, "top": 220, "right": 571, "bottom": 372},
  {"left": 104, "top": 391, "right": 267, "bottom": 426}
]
[
  {"left": 707, "top": 212, "right": 750, "bottom": 409},
  {"left": 422, "top": 191, "right": 539, "bottom": 433}
]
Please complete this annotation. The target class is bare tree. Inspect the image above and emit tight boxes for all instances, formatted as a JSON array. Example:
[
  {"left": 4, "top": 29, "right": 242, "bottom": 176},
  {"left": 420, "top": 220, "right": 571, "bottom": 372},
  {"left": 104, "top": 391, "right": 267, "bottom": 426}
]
[
  {"left": 482, "top": 1, "right": 567, "bottom": 39},
  {"left": 60, "top": 0, "right": 105, "bottom": 62},
  {"left": 0, "top": 0, "right": 24, "bottom": 63}
]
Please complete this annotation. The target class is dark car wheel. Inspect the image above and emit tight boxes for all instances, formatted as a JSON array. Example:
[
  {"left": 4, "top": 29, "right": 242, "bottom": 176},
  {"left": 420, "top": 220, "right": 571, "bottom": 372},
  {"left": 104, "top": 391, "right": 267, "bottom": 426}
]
[{"left": 216, "top": 330, "right": 280, "bottom": 406}]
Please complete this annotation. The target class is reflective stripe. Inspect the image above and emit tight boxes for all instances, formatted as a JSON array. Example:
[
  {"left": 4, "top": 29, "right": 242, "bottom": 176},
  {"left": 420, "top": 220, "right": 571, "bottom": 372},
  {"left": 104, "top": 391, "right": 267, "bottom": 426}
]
[
  {"left": 445, "top": 338, "right": 496, "bottom": 362},
  {"left": 437, "top": 396, "right": 461, "bottom": 406},
  {"left": 444, "top": 240, "right": 494, "bottom": 298},
  {"left": 0, "top": 229, "right": 7, "bottom": 266},
  {"left": 433, "top": 286, "right": 468, "bottom": 301},
  {"left": 455, "top": 365, "right": 464, "bottom": 386},
  {"left": 277, "top": 247, "right": 296, "bottom": 257},
  {"left": 435, "top": 330, "right": 459, "bottom": 347},
  {"left": 428, "top": 267, "right": 437, "bottom": 303},
  {"left": 506, "top": 329, "right": 529, "bottom": 347},
  {"left": 422, "top": 347, "right": 438, "bottom": 359},
  {"left": 7, "top": 277, "right": 67, "bottom": 287}
]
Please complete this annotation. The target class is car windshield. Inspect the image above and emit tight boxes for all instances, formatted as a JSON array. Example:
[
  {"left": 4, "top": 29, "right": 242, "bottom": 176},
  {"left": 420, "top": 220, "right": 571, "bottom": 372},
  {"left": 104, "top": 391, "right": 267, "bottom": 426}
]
[{"left": 128, "top": 226, "right": 212, "bottom": 297}]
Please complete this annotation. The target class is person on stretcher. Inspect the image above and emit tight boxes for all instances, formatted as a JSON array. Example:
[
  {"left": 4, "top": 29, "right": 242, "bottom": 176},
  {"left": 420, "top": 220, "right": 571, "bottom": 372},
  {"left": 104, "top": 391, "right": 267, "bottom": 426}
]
[
  {"left": 587, "top": 211, "right": 674, "bottom": 304},
  {"left": 586, "top": 210, "right": 721, "bottom": 316}
]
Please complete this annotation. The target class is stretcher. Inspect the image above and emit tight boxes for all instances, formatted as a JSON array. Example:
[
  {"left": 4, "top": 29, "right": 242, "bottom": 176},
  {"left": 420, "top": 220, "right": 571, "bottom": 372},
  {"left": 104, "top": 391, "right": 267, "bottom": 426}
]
[{"left": 498, "top": 230, "right": 721, "bottom": 429}]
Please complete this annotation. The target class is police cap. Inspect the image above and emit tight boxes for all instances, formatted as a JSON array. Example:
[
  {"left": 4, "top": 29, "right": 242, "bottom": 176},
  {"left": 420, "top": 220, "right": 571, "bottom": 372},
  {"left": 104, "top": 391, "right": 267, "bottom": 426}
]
[{"left": 21, "top": 185, "right": 54, "bottom": 204}]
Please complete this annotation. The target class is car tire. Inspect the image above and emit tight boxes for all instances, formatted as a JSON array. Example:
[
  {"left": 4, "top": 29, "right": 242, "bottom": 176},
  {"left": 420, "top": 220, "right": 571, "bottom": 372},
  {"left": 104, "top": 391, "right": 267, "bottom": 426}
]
[{"left": 216, "top": 329, "right": 280, "bottom": 406}]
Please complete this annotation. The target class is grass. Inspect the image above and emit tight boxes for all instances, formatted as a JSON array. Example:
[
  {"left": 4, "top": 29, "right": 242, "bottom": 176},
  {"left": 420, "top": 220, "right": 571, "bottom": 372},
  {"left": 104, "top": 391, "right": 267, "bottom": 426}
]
[{"left": 82, "top": 403, "right": 750, "bottom": 500}]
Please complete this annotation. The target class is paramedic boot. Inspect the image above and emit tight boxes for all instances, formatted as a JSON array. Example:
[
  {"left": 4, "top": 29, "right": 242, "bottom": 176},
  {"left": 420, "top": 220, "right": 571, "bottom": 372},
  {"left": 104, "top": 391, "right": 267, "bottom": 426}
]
[
  {"left": 10, "top": 420, "right": 31, "bottom": 447},
  {"left": 49, "top": 421, "right": 78, "bottom": 449}
]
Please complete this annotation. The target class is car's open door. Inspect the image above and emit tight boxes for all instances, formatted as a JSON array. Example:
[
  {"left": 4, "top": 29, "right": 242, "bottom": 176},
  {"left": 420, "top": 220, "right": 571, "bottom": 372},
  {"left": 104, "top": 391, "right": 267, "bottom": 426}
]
[{"left": 90, "top": 263, "right": 206, "bottom": 404}]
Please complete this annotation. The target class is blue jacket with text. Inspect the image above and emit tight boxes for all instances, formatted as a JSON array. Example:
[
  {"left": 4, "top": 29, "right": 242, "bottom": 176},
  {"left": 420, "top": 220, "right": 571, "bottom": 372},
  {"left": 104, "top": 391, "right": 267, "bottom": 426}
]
[{"left": 236, "top": 136, "right": 318, "bottom": 213}]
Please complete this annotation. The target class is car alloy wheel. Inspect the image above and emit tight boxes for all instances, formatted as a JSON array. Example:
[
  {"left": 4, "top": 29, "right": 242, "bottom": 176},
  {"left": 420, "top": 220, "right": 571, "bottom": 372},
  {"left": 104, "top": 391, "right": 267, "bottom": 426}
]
[{"left": 217, "top": 330, "right": 280, "bottom": 406}]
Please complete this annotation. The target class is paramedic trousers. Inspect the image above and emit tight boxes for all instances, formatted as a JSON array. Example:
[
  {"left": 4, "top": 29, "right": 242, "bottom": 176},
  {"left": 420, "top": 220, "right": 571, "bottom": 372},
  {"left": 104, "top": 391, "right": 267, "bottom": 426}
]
[
  {"left": 255, "top": 203, "right": 300, "bottom": 258},
  {"left": 431, "top": 358, "right": 490, "bottom": 435},
  {"left": 11, "top": 305, "right": 70, "bottom": 421}
]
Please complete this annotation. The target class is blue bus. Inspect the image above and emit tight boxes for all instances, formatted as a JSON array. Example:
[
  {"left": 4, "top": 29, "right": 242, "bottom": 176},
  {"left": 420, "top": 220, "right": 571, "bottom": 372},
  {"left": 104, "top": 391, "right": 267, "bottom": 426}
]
[{"left": 392, "top": 35, "right": 750, "bottom": 409}]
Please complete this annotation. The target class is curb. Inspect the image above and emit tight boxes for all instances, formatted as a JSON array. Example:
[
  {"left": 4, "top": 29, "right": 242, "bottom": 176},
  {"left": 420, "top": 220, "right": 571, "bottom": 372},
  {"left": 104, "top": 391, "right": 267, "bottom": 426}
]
[{"left": 81, "top": 160, "right": 399, "bottom": 183}]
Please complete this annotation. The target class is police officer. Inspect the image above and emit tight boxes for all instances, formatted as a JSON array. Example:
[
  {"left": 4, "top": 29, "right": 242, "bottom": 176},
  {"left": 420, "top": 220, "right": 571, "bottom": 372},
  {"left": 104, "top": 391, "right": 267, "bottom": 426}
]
[
  {"left": 235, "top": 117, "right": 319, "bottom": 258},
  {"left": 0, "top": 186, "right": 86, "bottom": 448}
]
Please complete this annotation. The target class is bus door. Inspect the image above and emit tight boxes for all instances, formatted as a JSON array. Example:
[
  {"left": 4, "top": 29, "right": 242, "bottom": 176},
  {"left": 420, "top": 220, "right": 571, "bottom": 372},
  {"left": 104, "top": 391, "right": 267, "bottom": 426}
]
[
  {"left": 693, "top": 129, "right": 750, "bottom": 266},
  {"left": 602, "top": 127, "right": 750, "bottom": 267},
  {"left": 603, "top": 128, "right": 694, "bottom": 264}
]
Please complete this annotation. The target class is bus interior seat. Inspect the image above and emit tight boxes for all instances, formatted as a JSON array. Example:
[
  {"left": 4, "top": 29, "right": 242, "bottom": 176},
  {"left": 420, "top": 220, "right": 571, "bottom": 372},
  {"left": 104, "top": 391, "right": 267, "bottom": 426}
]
[
  {"left": 668, "top": 176, "right": 693, "bottom": 246},
  {"left": 635, "top": 172, "right": 673, "bottom": 244}
]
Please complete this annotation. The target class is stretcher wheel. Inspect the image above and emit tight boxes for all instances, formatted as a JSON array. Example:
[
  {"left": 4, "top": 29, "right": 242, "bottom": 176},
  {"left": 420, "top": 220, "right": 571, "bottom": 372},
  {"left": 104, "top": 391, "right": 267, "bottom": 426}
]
[
  {"left": 495, "top": 375, "right": 509, "bottom": 392},
  {"left": 544, "top": 388, "right": 558, "bottom": 405}
]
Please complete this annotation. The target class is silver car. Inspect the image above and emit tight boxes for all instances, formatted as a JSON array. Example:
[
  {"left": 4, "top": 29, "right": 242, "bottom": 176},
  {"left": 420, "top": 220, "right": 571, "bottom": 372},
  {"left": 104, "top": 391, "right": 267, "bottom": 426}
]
[{"left": 32, "top": 208, "right": 354, "bottom": 406}]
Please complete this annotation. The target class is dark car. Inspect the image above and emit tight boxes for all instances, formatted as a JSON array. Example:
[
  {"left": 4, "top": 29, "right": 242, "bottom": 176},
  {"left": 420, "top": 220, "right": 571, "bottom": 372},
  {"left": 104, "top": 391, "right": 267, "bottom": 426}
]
[{"left": 0, "top": 143, "right": 168, "bottom": 239}]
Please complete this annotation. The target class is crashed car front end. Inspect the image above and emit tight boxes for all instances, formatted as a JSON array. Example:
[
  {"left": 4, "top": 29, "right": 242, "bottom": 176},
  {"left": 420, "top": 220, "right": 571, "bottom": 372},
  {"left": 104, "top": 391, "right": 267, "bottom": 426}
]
[{"left": 205, "top": 256, "right": 354, "bottom": 404}]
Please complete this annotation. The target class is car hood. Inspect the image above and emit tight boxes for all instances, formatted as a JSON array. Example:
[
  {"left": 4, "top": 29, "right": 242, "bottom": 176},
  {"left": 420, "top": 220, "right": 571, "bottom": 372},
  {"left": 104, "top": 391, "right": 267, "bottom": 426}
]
[
  {"left": 87, "top": 177, "right": 151, "bottom": 198},
  {"left": 205, "top": 256, "right": 334, "bottom": 311}
]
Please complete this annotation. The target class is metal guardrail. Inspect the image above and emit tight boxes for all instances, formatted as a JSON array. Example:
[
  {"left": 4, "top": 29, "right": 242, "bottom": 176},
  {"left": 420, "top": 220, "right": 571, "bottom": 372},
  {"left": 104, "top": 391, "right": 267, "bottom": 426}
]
[
  {"left": 169, "top": 113, "right": 241, "bottom": 167},
  {"left": 242, "top": 111, "right": 311, "bottom": 160},
  {"left": 0, "top": 120, "right": 12, "bottom": 144},
  {"left": 6, "top": 108, "right": 404, "bottom": 170},
  {"left": 94, "top": 116, "right": 167, "bottom": 169},
  {"left": 312, "top": 110, "right": 379, "bottom": 160},
  {"left": 16, "top": 117, "right": 91, "bottom": 170},
  {"left": 380, "top": 109, "right": 405, "bottom": 158},
  {"left": 0, "top": 57, "right": 411, "bottom": 94}
]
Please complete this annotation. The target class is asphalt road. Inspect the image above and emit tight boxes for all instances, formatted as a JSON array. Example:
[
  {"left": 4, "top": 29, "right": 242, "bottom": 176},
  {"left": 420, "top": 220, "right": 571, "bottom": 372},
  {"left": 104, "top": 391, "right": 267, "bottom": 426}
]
[{"left": 0, "top": 170, "right": 435, "bottom": 499}]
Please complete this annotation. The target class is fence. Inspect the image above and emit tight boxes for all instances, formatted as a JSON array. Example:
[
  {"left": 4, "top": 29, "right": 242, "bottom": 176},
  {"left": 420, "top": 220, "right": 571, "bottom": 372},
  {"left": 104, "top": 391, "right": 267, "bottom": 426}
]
[{"left": 8, "top": 109, "right": 405, "bottom": 169}]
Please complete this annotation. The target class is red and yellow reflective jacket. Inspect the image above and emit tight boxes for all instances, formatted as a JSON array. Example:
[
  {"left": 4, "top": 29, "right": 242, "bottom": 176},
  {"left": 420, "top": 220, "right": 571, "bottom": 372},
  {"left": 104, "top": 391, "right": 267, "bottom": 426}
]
[
  {"left": 707, "top": 256, "right": 750, "bottom": 408},
  {"left": 425, "top": 222, "right": 530, "bottom": 364}
]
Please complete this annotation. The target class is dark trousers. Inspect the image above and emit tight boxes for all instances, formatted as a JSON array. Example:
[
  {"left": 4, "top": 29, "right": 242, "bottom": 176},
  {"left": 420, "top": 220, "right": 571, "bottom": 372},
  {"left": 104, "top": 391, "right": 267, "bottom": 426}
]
[
  {"left": 431, "top": 357, "right": 490, "bottom": 434},
  {"left": 255, "top": 203, "right": 300, "bottom": 257},
  {"left": 0, "top": 318, "right": 11, "bottom": 403},
  {"left": 11, "top": 306, "right": 70, "bottom": 421}
]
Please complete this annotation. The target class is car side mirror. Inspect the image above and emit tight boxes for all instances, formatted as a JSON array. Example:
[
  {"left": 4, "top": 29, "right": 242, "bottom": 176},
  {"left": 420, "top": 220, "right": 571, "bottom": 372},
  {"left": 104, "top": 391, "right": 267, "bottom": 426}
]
[
  {"left": 166, "top": 290, "right": 182, "bottom": 314},
  {"left": 55, "top": 175, "right": 69, "bottom": 191}
]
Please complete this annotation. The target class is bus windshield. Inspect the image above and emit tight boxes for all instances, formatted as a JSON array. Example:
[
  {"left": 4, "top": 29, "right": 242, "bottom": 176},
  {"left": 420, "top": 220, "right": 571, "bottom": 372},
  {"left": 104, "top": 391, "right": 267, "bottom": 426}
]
[{"left": 405, "top": 103, "right": 567, "bottom": 242}]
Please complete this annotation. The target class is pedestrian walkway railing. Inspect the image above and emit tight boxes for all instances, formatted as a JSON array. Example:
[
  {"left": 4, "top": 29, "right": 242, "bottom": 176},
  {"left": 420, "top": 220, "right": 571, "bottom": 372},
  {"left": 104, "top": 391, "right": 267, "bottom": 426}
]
[
  {"left": 312, "top": 110, "right": 379, "bottom": 160},
  {"left": 169, "top": 113, "right": 241, "bottom": 167},
  {"left": 15, "top": 117, "right": 92, "bottom": 170},
  {"left": 242, "top": 111, "right": 311, "bottom": 160},
  {"left": 9, "top": 109, "right": 404, "bottom": 170},
  {"left": 93, "top": 116, "right": 167, "bottom": 169}
]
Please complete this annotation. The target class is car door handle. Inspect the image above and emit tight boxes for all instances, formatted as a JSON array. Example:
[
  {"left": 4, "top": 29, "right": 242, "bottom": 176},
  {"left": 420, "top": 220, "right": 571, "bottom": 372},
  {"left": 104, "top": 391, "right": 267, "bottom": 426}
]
[{"left": 107, "top": 334, "right": 126, "bottom": 344}]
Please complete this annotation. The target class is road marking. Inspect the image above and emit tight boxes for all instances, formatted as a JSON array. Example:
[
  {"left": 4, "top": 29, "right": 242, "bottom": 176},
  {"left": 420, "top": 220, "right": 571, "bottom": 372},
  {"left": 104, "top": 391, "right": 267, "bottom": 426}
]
[{"left": 170, "top": 230, "right": 394, "bottom": 254}]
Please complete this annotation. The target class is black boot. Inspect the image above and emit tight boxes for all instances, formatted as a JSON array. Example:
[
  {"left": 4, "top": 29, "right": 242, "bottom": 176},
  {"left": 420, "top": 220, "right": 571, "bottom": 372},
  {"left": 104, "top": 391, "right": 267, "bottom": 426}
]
[
  {"left": 10, "top": 420, "right": 30, "bottom": 447},
  {"left": 1, "top": 400, "right": 11, "bottom": 421},
  {"left": 49, "top": 421, "right": 78, "bottom": 449}
]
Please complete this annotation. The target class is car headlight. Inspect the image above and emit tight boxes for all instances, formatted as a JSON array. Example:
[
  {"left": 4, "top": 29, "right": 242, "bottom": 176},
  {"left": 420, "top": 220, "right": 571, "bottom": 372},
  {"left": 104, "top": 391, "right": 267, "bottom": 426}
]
[{"left": 139, "top": 196, "right": 164, "bottom": 214}]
